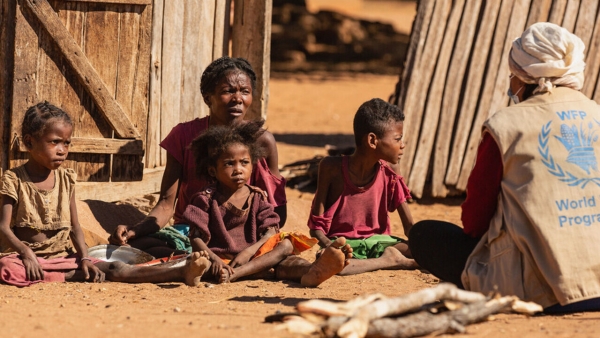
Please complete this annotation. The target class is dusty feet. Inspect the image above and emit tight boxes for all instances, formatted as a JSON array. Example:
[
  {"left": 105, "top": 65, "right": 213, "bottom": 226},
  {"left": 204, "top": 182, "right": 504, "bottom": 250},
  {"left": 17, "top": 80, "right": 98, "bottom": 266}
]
[
  {"left": 183, "top": 251, "right": 211, "bottom": 286},
  {"left": 382, "top": 246, "right": 419, "bottom": 270},
  {"left": 219, "top": 268, "right": 231, "bottom": 284},
  {"left": 300, "top": 237, "right": 352, "bottom": 287}
]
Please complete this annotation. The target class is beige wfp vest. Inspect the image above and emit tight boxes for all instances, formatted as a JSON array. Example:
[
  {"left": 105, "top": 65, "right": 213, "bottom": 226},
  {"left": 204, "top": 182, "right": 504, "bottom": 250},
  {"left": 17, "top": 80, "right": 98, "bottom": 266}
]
[{"left": 462, "top": 87, "right": 600, "bottom": 308}]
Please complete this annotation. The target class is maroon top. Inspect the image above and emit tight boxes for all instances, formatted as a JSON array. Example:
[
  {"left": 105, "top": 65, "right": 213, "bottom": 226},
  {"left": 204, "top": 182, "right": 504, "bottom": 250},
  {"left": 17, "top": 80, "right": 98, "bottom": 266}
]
[
  {"left": 461, "top": 132, "right": 503, "bottom": 238},
  {"left": 183, "top": 186, "right": 280, "bottom": 256},
  {"left": 160, "top": 117, "right": 287, "bottom": 223},
  {"left": 307, "top": 156, "right": 411, "bottom": 238}
]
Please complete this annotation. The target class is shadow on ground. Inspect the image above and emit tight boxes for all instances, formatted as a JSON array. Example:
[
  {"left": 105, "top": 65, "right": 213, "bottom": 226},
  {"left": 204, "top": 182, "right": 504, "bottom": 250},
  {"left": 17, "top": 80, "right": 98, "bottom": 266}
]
[{"left": 273, "top": 133, "right": 354, "bottom": 148}]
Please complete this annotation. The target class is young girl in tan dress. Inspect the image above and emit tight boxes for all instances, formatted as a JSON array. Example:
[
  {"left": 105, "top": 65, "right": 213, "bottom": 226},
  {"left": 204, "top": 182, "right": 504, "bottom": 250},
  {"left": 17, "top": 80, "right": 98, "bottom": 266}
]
[{"left": 0, "top": 102, "right": 209, "bottom": 287}]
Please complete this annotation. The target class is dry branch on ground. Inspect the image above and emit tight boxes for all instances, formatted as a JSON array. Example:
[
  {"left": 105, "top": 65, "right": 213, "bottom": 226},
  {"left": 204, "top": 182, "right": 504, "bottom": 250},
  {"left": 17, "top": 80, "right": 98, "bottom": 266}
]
[{"left": 272, "top": 283, "right": 543, "bottom": 338}]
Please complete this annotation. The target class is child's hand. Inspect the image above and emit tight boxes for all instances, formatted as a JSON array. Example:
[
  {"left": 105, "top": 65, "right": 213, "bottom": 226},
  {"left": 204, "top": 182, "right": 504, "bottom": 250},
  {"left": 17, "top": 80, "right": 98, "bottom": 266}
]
[
  {"left": 21, "top": 249, "right": 44, "bottom": 281},
  {"left": 81, "top": 260, "right": 105, "bottom": 283},
  {"left": 229, "top": 251, "right": 253, "bottom": 268},
  {"left": 210, "top": 256, "right": 234, "bottom": 279}
]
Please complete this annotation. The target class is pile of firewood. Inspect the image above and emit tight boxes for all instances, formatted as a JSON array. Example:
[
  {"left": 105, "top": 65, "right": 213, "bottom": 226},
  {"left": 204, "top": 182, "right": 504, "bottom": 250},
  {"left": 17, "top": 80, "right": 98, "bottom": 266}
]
[{"left": 268, "top": 283, "right": 542, "bottom": 338}]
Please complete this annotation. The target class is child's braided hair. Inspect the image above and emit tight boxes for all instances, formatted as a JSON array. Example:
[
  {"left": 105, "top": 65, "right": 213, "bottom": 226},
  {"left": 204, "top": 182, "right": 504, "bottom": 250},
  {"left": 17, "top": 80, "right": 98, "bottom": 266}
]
[
  {"left": 22, "top": 101, "right": 72, "bottom": 146},
  {"left": 189, "top": 119, "right": 267, "bottom": 179},
  {"left": 353, "top": 98, "right": 404, "bottom": 147},
  {"left": 200, "top": 56, "right": 257, "bottom": 101}
]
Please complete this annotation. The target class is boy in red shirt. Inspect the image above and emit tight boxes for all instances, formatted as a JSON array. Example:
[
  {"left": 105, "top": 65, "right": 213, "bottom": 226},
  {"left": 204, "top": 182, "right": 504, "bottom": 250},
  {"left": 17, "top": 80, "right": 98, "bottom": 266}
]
[{"left": 308, "top": 98, "right": 418, "bottom": 275}]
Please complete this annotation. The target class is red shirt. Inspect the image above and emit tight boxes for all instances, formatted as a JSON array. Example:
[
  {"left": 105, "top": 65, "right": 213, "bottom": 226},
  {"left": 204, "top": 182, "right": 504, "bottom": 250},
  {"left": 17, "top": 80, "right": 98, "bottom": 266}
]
[
  {"left": 461, "top": 132, "right": 503, "bottom": 238},
  {"left": 308, "top": 156, "right": 411, "bottom": 238}
]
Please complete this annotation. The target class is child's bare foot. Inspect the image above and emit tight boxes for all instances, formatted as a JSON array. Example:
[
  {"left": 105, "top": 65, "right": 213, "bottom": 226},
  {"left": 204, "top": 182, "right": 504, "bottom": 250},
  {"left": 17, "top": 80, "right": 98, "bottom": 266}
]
[
  {"left": 381, "top": 246, "right": 419, "bottom": 270},
  {"left": 183, "top": 252, "right": 211, "bottom": 286},
  {"left": 219, "top": 268, "right": 231, "bottom": 284},
  {"left": 301, "top": 238, "right": 350, "bottom": 287}
]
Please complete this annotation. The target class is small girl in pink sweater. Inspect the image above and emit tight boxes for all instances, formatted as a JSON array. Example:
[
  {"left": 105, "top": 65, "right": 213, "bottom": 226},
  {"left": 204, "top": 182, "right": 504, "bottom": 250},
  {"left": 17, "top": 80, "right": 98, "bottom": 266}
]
[{"left": 183, "top": 120, "right": 351, "bottom": 285}]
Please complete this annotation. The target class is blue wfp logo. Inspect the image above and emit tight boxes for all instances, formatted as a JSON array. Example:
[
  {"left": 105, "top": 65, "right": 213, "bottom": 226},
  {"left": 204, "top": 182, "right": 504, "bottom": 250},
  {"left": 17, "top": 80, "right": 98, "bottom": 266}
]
[{"left": 538, "top": 111, "right": 600, "bottom": 188}]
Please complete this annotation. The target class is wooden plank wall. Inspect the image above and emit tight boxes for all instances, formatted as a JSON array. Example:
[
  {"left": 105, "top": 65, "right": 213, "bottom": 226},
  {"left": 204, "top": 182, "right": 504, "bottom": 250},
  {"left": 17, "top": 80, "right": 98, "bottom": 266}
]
[
  {"left": 10, "top": 0, "right": 151, "bottom": 182},
  {"left": 394, "top": 0, "right": 600, "bottom": 199},
  {"left": 3, "top": 0, "right": 272, "bottom": 201}
]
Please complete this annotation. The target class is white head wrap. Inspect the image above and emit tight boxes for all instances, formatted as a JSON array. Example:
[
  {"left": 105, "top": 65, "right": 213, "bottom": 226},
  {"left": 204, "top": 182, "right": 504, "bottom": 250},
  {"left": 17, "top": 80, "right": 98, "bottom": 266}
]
[{"left": 508, "top": 22, "right": 586, "bottom": 94}]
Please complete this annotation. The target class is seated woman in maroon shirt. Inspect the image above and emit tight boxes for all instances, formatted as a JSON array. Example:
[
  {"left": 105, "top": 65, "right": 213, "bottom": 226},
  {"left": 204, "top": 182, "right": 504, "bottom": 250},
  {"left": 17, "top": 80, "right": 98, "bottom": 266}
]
[{"left": 109, "top": 57, "right": 286, "bottom": 257}]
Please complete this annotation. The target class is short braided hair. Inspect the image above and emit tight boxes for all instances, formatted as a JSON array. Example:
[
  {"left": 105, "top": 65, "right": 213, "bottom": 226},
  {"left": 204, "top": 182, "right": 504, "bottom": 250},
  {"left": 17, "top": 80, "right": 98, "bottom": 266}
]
[
  {"left": 22, "top": 101, "right": 72, "bottom": 143},
  {"left": 353, "top": 98, "right": 404, "bottom": 147},
  {"left": 200, "top": 56, "right": 257, "bottom": 100},
  {"left": 189, "top": 119, "right": 267, "bottom": 179}
]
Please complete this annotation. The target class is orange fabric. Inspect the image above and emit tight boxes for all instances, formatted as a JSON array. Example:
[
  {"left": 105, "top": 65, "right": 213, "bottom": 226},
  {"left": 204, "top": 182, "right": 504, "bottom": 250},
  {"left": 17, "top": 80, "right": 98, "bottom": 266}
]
[
  {"left": 253, "top": 231, "right": 317, "bottom": 259},
  {"left": 147, "top": 232, "right": 318, "bottom": 265}
]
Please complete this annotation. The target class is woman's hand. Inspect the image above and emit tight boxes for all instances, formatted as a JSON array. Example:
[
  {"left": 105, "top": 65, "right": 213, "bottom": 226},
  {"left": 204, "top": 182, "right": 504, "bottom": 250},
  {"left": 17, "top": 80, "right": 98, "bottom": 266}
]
[
  {"left": 109, "top": 225, "right": 134, "bottom": 246},
  {"left": 21, "top": 249, "right": 44, "bottom": 281},
  {"left": 81, "top": 260, "right": 105, "bottom": 283}
]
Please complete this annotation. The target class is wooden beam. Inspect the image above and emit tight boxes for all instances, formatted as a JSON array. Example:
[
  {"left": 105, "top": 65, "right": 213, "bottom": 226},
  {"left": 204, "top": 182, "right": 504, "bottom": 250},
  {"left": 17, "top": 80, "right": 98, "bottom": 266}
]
[
  {"left": 16, "top": 137, "right": 144, "bottom": 155},
  {"left": 66, "top": 0, "right": 151, "bottom": 4},
  {"left": 147, "top": 0, "right": 164, "bottom": 169},
  {"left": 76, "top": 167, "right": 164, "bottom": 202},
  {"left": 232, "top": 0, "right": 272, "bottom": 120},
  {"left": 547, "top": 0, "right": 567, "bottom": 25},
  {"left": 583, "top": 5, "right": 600, "bottom": 100},
  {"left": 561, "top": 0, "right": 580, "bottom": 33},
  {"left": 160, "top": 0, "right": 184, "bottom": 166},
  {"left": 23, "top": 0, "right": 141, "bottom": 139},
  {"left": 574, "top": 0, "right": 598, "bottom": 60},
  {"left": 213, "top": 0, "right": 231, "bottom": 60}
]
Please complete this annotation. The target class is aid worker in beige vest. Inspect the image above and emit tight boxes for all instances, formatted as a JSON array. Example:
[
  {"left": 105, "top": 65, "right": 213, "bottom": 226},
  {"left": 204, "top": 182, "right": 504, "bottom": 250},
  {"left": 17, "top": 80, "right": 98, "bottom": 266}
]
[{"left": 409, "top": 22, "right": 600, "bottom": 313}]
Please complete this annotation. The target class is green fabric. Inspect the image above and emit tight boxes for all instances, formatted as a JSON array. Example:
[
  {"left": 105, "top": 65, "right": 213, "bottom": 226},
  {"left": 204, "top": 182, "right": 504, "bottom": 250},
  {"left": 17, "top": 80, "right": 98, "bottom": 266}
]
[
  {"left": 147, "top": 224, "right": 192, "bottom": 252},
  {"left": 337, "top": 235, "right": 405, "bottom": 259}
]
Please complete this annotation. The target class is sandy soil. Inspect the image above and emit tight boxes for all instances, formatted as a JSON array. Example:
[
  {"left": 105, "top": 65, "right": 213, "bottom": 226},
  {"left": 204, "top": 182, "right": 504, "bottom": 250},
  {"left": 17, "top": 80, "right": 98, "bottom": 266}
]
[{"left": 1, "top": 74, "right": 599, "bottom": 338}]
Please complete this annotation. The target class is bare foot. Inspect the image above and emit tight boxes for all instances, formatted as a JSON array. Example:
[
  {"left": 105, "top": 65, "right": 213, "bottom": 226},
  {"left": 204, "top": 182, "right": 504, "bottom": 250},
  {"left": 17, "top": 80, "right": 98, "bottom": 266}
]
[
  {"left": 301, "top": 237, "right": 349, "bottom": 287},
  {"left": 381, "top": 246, "right": 419, "bottom": 270},
  {"left": 219, "top": 268, "right": 231, "bottom": 284},
  {"left": 183, "top": 252, "right": 211, "bottom": 286}
]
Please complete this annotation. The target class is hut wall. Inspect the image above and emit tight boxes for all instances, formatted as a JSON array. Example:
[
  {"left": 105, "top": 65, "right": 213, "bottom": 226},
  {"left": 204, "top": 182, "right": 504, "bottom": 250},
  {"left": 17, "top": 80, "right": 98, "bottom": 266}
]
[
  {"left": 393, "top": 0, "right": 600, "bottom": 198},
  {"left": 1, "top": 0, "right": 272, "bottom": 201}
]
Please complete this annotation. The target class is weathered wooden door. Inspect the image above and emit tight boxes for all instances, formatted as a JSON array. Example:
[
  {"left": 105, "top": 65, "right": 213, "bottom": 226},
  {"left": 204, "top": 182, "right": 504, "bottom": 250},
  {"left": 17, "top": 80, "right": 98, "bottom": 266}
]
[{"left": 8, "top": 0, "right": 152, "bottom": 182}]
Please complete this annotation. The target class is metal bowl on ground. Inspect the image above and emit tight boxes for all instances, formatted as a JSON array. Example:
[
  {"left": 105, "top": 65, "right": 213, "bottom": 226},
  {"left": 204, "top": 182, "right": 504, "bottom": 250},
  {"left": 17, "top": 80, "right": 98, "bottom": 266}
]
[{"left": 88, "top": 244, "right": 156, "bottom": 265}]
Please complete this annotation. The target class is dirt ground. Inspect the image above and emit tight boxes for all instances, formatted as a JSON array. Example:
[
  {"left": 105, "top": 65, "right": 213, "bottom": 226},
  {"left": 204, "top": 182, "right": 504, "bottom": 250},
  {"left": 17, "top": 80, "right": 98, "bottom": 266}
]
[{"left": 1, "top": 74, "right": 598, "bottom": 338}]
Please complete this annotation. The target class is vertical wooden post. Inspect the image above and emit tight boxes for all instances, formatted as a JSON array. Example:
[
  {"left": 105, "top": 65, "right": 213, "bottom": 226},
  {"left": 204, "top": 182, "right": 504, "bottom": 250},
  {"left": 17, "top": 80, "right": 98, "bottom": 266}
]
[
  {"left": 231, "top": 0, "right": 272, "bottom": 120},
  {"left": 548, "top": 0, "right": 567, "bottom": 25},
  {"left": 159, "top": 0, "right": 184, "bottom": 166},
  {"left": 180, "top": 0, "right": 214, "bottom": 121},
  {"left": 574, "top": 0, "right": 598, "bottom": 59},
  {"left": 147, "top": 0, "right": 164, "bottom": 169},
  {"left": 561, "top": 0, "right": 580, "bottom": 32},
  {"left": 213, "top": 0, "right": 231, "bottom": 60},
  {"left": 583, "top": 7, "right": 600, "bottom": 100}
]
